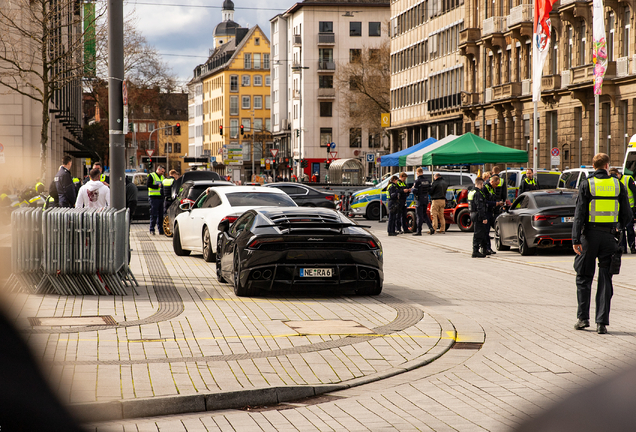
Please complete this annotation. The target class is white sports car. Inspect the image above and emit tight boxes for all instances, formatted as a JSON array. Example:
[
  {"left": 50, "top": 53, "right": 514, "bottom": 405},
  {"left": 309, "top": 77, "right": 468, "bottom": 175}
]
[{"left": 172, "top": 186, "right": 297, "bottom": 261}]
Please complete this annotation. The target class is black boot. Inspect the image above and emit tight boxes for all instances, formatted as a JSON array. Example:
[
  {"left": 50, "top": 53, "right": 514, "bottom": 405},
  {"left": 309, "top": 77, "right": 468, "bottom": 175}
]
[{"left": 472, "top": 248, "right": 486, "bottom": 258}]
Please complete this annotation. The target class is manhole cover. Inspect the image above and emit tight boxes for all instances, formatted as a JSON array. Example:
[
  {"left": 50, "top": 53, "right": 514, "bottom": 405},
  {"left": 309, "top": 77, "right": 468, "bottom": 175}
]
[
  {"left": 284, "top": 320, "right": 375, "bottom": 335},
  {"left": 28, "top": 316, "right": 117, "bottom": 327}
]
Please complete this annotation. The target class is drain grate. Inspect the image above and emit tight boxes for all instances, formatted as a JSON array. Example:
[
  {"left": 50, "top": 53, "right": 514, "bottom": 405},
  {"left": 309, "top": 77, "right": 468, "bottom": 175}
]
[
  {"left": 28, "top": 316, "right": 117, "bottom": 327},
  {"left": 452, "top": 342, "right": 483, "bottom": 350}
]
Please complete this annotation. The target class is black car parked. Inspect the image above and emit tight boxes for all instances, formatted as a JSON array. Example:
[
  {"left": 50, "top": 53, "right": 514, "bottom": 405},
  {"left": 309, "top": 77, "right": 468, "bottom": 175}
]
[
  {"left": 494, "top": 190, "right": 578, "bottom": 255},
  {"left": 216, "top": 207, "right": 383, "bottom": 296},
  {"left": 170, "top": 170, "right": 224, "bottom": 200},
  {"left": 126, "top": 173, "right": 150, "bottom": 220},
  {"left": 164, "top": 179, "right": 234, "bottom": 237},
  {"left": 263, "top": 183, "right": 338, "bottom": 208}
]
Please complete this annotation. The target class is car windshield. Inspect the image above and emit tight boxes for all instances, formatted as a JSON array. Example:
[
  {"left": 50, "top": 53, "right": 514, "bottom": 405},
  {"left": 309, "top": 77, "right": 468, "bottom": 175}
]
[
  {"left": 534, "top": 193, "right": 577, "bottom": 207},
  {"left": 536, "top": 173, "right": 560, "bottom": 188},
  {"left": 226, "top": 192, "right": 296, "bottom": 207}
]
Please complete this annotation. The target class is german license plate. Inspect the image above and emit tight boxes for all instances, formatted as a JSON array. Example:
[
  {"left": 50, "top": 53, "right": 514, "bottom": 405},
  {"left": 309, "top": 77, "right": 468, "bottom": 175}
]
[
  {"left": 300, "top": 268, "right": 332, "bottom": 277},
  {"left": 562, "top": 217, "right": 574, "bottom": 223}
]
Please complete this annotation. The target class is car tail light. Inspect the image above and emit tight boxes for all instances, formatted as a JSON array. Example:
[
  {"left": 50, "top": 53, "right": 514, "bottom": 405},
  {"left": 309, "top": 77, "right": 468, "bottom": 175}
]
[
  {"left": 247, "top": 237, "right": 283, "bottom": 249},
  {"left": 533, "top": 214, "right": 557, "bottom": 221},
  {"left": 219, "top": 215, "right": 239, "bottom": 224},
  {"left": 347, "top": 238, "right": 379, "bottom": 249},
  {"left": 180, "top": 198, "right": 195, "bottom": 205},
  {"left": 325, "top": 195, "right": 335, "bottom": 201}
]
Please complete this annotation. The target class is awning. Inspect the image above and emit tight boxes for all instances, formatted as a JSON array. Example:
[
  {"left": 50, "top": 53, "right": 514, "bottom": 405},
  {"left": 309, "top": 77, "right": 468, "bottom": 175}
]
[
  {"left": 402, "top": 135, "right": 458, "bottom": 166},
  {"left": 380, "top": 137, "right": 437, "bottom": 167},
  {"left": 406, "top": 133, "right": 528, "bottom": 166},
  {"left": 64, "top": 137, "right": 100, "bottom": 161}
]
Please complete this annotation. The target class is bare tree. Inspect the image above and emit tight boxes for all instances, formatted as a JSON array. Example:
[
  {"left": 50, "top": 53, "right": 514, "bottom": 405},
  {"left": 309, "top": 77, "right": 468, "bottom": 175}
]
[
  {"left": 335, "top": 39, "right": 390, "bottom": 149},
  {"left": 0, "top": 0, "right": 103, "bottom": 179}
]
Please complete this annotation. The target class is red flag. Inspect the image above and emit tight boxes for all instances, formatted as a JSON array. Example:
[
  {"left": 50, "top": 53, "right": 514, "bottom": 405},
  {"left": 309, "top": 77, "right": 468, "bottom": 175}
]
[{"left": 532, "top": 0, "right": 558, "bottom": 102}]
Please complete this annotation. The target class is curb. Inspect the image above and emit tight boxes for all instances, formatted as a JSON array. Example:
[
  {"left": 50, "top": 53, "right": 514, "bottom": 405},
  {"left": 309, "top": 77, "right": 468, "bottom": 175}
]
[{"left": 75, "top": 314, "right": 456, "bottom": 423}]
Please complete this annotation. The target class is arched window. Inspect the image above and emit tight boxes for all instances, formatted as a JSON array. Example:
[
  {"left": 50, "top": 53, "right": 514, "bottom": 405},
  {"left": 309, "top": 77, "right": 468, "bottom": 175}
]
[{"left": 623, "top": 8, "right": 631, "bottom": 57}]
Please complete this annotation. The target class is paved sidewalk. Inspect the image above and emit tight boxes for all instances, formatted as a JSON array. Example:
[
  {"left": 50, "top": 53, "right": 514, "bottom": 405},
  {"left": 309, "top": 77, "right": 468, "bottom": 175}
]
[{"left": 3, "top": 224, "right": 461, "bottom": 421}]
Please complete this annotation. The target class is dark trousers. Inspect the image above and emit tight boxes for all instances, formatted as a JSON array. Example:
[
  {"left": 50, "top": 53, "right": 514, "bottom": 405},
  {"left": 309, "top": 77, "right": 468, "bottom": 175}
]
[
  {"left": 473, "top": 219, "right": 488, "bottom": 251},
  {"left": 387, "top": 200, "right": 398, "bottom": 234},
  {"left": 396, "top": 202, "right": 407, "bottom": 232},
  {"left": 149, "top": 197, "right": 164, "bottom": 234},
  {"left": 619, "top": 211, "right": 635, "bottom": 251},
  {"left": 574, "top": 229, "right": 617, "bottom": 325},
  {"left": 415, "top": 200, "right": 433, "bottom": 233}
]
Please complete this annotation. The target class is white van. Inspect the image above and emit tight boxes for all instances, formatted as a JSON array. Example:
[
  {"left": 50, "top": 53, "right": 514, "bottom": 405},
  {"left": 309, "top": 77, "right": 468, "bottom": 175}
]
[{"left": 557, "top": 167, "right": 596, "bottom": 189}]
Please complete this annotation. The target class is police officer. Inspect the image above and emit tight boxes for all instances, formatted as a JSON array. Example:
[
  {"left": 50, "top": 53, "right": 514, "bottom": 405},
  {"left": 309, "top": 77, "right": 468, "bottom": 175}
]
[
  {"left": 162, "top": 170, "right": 180, "bottom": 212},
  {"left": 54, "top": 156, "right": 76, "bottom": 208},
  {"left": 386, "top": 176, "right": 400, "bottom": 236},
  {"left": 482, "top": 175, "right": 502, "bottom": 255},
  {"left": 411, "top": 167, "right": 434, "bottom": 236},
  {"left": 573, "top": 153, "right": 632, "bottom": 334},
  {"left": 396, "top": 172, "right": 409, "bottom": 233},
  {"left": 147, "top": 165, "right": 166, "bottom": 235},
  {"left": 469, "top": 178, "right": 488, "bottom": 258},
  {"left": 519, "top": 168, "right": 540, "bottom": 194},
  {"left": 610, "top": 168, "right": 636, "bottom": 254}
]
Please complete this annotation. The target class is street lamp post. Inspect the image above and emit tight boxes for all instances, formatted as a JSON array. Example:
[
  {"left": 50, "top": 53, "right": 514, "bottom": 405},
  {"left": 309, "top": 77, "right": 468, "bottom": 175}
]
[{"left": 291, "top": 66, "right": 309, "bottom": 180}]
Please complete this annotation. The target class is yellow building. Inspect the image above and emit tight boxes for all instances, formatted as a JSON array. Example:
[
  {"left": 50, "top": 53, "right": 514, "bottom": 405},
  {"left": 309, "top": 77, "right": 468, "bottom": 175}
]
[
  {"left": 191, "top": 2, "right": 272, "bottom": 180},
  {"left": 156, "top": 93, "right": 189, "bottom": 174}
]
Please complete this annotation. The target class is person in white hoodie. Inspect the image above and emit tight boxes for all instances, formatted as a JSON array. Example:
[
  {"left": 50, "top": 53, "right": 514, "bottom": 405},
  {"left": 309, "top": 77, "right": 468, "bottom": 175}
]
[{"left": 75, "top": 168, "right": 110, "bottom": 209}]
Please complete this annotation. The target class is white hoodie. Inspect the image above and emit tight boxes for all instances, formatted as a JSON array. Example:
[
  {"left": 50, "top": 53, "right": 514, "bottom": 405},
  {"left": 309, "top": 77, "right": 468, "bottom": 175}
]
[{"left": 75, "top": 180, "right": 110, "bottom": 208}]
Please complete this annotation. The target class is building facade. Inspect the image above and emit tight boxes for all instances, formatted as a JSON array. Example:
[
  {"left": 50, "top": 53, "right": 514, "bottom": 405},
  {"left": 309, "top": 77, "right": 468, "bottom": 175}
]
[
  {"left": 389, "top": 0, "right": 466, "bottom": 153},
  {"left": 190, "top": 0, "right": 273, "bottom": 181},
  {"left": 272, "top": 0, "right": 390, "bottom": 179}
]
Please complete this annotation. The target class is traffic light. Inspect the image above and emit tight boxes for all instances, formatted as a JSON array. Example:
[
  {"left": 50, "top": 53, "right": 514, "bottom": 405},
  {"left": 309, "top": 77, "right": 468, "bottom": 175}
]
[
  {"left": 240, "top": 125, "right": 244, "bottom": 135},
  {"left": 128, "top": 123, "right": 133, "bottom": 133},
  {"left": 129, "top": 156, "right": 134, "bottom": 165},
  {"left": 325, "top": 161, "right": 330, "bottom": 169},
  {"left": 219, "top": 125, "right": 223, "bottom": 135},
  {"left": 148, "top": 158, "right": 153, "bottom": 170},
  {"left": 174, "top": 123, "right": 181, "bottom": 135},
  {"left": 301, "top": 159, "right": 308, "bottom": 168}
]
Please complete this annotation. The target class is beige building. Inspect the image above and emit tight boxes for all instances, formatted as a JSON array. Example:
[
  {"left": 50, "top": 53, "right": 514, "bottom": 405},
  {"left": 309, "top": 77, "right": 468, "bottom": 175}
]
[
  {"left": 458, "top": 0, "right": 636, "bottom": 169},
  {"left": 389, "top": 0, "right": 466, "bottom": 151}
]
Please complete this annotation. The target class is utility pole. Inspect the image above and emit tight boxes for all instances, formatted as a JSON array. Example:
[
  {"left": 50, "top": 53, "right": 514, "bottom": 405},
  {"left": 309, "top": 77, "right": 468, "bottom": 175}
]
[{"left": 108, "top": 0, "right": 125, "bottom": 209}]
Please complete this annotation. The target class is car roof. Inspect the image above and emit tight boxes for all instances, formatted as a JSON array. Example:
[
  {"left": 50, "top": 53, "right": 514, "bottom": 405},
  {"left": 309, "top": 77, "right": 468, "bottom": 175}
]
[
  {"left": 184, "top": 180, "right": 234, "bottom": 186},
  {"left": 215, "top": 186, "right": 287, "bottom": 195},
  {"left": 256, "top": 207, "right": 343, "bottom": 219}
]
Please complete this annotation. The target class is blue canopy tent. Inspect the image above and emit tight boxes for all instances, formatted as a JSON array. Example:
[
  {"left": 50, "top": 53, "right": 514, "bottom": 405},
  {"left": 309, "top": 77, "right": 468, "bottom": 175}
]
[{"left": 380, "top": 137, "right": 438, "bottom": 167}]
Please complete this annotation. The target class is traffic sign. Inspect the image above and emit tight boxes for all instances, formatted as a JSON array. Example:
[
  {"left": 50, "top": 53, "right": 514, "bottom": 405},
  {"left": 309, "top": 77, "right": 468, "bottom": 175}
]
[
  {"left": 381, "top": 113, "right": 390, "bottom": 127},
  {"left": 551, "top": 147, "right": 560, "bottom": 166},
  {"left": 330, "top": 152, "right": 338, "bottom": 159},
  {"left": 265, "top": 158, "right": 271, "bottom": 164},
  {"left": 330, "top": 142, "right": 336, "bottom": 149},
  {"left": 270, "top": 149, "right": 278, "bottom": 157},
  {"left": 365, "top": 153, "right": 375, "bottom": 162},
  {"left": 551, "top": 148, "right": 560, "bottom": 156},
  {"left": 146, "top": 149, "right": 154, "bottom": 157}
]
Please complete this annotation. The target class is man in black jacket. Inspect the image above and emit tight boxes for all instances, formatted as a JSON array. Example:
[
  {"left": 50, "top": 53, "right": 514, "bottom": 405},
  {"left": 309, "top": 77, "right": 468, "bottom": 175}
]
[
  {"left": 54, "top": 156, "right": 76, "bottom": 208},
  {"left": 469, "top": 178, "right": 488, "bottom": 258},
  {"left": 519, "top": 169, "right": 540, "bottom": 194},
  {"left": 430, "top": 173, "right": 448, "bottom": 233},
  {"left": 572, "top": 153, "right": 633, "bottom": 334},
  {"left": 396, "top": 172, "right": 410, "bottom": 233},
  {"left": 386, "top": 176, "right": 400, "bottom": 236},
  {"left": 411, "top": 168, "right": 434, "bottom": 235}
]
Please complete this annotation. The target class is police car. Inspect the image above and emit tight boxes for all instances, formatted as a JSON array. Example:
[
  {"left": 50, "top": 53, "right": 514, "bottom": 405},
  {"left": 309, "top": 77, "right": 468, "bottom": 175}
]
[
  {"left": 557, "top": 167, "right": 597, "bottom": 190},
  {"left": 501, "top": 168, "right": 561, "bottom": 201}
]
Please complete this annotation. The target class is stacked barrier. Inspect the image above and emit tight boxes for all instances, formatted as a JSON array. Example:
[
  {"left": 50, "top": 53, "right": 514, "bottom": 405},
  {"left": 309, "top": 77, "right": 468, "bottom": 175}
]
[{"left": 9, "top": 208, "right": 138, "bottom": 295}]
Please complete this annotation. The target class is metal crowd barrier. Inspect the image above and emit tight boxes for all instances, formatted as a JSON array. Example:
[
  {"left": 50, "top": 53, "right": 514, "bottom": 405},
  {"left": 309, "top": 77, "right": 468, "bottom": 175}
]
[{"left": 8, "top": 208, "right": 138, "bottom": 295}]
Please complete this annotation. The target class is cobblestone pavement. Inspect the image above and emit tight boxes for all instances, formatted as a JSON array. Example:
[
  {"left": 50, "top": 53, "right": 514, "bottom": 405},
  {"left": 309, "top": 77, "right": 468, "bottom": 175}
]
[
  {"left": 82, "top": 221, "right": 636, "bottom": 431},
  {"left": 3, "top": 224, "right": 448, "bottom": 412}
]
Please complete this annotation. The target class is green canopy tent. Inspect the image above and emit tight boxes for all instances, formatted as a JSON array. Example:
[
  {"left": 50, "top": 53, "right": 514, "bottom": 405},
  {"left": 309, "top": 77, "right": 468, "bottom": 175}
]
[{"left": 406, "top": 132, "right": 528, "bottom": 166}]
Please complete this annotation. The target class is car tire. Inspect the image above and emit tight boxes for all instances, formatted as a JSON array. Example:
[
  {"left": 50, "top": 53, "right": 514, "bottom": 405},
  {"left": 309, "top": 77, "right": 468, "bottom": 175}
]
[
  {"left": 202, "top": 227, "right": 215, "bottom": 262},
  {"left": 518, "top": 225, "right": 535, "bottom": 256},
  {"left": 163, "top": 215, "right": 173, "bottom": 237},
  {"left": 494, "top": 222, "right": 510, "bottom": 251},
  {"left": 172, "top": 224, "right": 191, "bottom": 256},
  {"left": 406, "top": 210, "right": 416, "bottom": 233},
  {"left": 456, "top": 208, "right": 474, "bottom": 232},
  {"left": 216, "top": 237, "right": 227, "bottom": 283},
  {"left": 233, "top": 250, "right": 255, "bottom": 297},
  {"left": 365, "top": 202, "right": 382, "bottom": 220}
]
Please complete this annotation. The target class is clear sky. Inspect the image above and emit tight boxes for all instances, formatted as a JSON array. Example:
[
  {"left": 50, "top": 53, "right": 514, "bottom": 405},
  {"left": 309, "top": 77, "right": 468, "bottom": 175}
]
[{"left": 123, "top": 0, "right": 291, "bottom": 87}]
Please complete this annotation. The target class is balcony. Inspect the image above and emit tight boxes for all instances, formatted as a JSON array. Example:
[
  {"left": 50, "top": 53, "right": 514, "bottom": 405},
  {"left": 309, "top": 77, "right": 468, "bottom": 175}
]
[
  {"left": 560, "top": 0, "right": 587, "bottom": 7},
  {"left": 461, "top": 92, "right": 480, "bottom": 105},
  {"left": 317, "top": 88, "right": 336, "bottom": 99},
  {"left": 459, "top": 28, "right": 481, "bottom": 57},
  {"left": 558, "top": 0, "right": 589, "bottom": 23},
  {"left": 293, "top": 35, "right": 302, "bottom": 46},
  {"left": 506, "top": 4, "right": 533, "bottom": 39},
  {"left": 541, "top": 74, "right": 561, "bottom": 91},
  {"left": 317, "top": 32, "right": 335, "bottom": 45},
  {"left": 318, "top": 60, "right": 336, "bottom": 71},
  {"left": 493, "top": 82, "right": 522, "bottom": 100},
  {"left": 482, "top": 17, "right": 507, "bottom": 48},
  {"left": 570, "top": 62, "right": 616, "bottom": 86}
]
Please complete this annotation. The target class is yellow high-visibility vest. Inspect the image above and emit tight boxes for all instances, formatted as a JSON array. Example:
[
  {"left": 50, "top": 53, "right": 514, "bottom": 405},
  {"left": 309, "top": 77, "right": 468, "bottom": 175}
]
[
  {"left": 148, "top": 172, "right": 164, "bottom": 196},
  {"left": 621, "top": 175, "right": 634, "bottom": 207},
  {"left": 588, "top": 177, "right": 620, "bottom": 223}
]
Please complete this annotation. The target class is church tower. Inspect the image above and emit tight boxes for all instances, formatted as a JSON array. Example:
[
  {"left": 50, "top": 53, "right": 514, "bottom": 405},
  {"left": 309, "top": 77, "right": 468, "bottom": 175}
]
[{"left": 214, "top": 0, "right": 240, "bottom": 48}]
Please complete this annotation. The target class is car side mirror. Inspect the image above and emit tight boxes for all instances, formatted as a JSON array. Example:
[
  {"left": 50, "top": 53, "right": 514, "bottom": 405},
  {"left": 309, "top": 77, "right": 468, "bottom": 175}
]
[
  {"left": 179, "top": 202, "right": 192, "bottom": 211},
  {"left": 217, "top": 219, "right": 230, "bottom": 233}
]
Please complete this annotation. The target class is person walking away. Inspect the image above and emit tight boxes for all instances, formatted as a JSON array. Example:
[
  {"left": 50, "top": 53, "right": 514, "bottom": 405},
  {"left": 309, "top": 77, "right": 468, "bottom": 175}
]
[
  {"left": 469, "top": 178, "right": 489, "bottom": 258},
  {"left": 519, "top": 168, "right": 540, "bottom": 194},
  {"left": 54, "top": 156, "right": 76, "bottom": 208},
  {"left": 386, "top": 176, "right": 400, "bottom": 236},
  {"left": 609, "top": 168, "right": 636, "bottom": 254},
  {"left": 396, "top": 172, "right": 410, "bottom": 233},
  {"left": 147, "top": 165, "right": 166, "bottom": 235},
  {"left": 75, "top": 168, "right": 111, "bottom": 208},
  {"left": 412, "top": 168, "right": 434, "bottom": 235},
  {"left": 430, "top": 173, "right": 448, "bottom": 233},
  {"left": 573, "top": 153, "right": 632, "bottom": 334}
]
